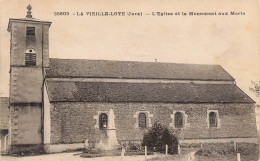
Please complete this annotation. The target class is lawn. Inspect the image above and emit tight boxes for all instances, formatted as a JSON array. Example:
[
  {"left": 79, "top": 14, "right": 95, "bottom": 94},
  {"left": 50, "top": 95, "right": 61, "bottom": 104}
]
[
  {"left": 147, "top": 154, "right": 256, "bottom": 161},
  {"left": 81, "top": 149, "right": 153, "bottom": 158},
  {"left": 195, "top": 155, "right": 236, "bottom": 161}
]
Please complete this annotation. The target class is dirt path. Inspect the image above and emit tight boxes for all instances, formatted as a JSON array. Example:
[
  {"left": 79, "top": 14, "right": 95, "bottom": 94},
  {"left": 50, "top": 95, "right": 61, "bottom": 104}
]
[
  {"left": 0, "top": 149, "right": 199, "bottom": 161},
  {"left": 1, "top": 152, "right": 157, "bottom": 161}
]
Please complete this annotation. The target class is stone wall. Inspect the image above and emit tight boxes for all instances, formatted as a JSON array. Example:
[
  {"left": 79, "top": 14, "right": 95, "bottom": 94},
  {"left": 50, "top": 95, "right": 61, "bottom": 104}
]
[
  {"left": 50, "top": 102, "right": 258, "bottom": 144},
  {"left": 10, "top": 68, "right": 43, "bottom": 103},
  {"left": 10, "top": 104, "right": 42, "bottom": 145}
]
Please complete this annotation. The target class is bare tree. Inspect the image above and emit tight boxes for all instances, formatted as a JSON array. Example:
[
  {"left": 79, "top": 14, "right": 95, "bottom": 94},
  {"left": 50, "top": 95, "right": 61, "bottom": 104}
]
[{"left": 249, "top": 81, "right": 260, "bottom": 103}]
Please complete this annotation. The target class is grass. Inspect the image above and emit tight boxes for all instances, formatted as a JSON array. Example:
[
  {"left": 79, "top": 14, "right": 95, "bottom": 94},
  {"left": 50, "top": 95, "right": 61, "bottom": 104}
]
[
  {"left": 81, "top": 143, "right": 259, "bottom": 160},
  {"left": 81, "top": 149, "right": 153, "bottom": 158},
  {"left": 195, "top": 155, "right": 236, "bottom": 161},
  {"left": 146, "top": 153, "right": 256, "bottom": 161},
  {"left": 195, "top": 143, "right": 259, "bottom": 161}
]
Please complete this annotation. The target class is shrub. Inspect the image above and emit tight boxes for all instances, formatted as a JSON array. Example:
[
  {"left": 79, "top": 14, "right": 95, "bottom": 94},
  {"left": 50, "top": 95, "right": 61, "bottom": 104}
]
[
  {"left": 120, "top": 141, "right": 142, "bottom": 151},
  {"left": 195, "top": 143, "right": 235, "bottom": 157},
  {"left": 142, "top": 122, "right": 178, "bottom": 154},
  {"left": 128, "top": 142, "right": 141, "bottom": 150},
  {"left": 83, "top": 146, "right": 103, "bottom": 154},
  {"left": 237, "top": 143, "right": 258, "bottom": 156}
]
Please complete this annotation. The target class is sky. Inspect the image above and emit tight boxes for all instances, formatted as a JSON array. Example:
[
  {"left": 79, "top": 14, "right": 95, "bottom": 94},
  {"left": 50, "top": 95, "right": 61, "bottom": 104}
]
[{"left": 0, "top": 0, "right": 260, "bottom": 102}]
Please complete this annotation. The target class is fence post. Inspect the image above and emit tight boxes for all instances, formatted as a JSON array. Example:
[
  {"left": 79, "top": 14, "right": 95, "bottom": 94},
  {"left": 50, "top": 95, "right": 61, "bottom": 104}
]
[
  {"left": 187, "top": 154, "right": 191, "bottom": 161},
  {"left": 237, "top": 153, "right": 241, "bottom": 161},
  {"left": 145, "top": 146, "right": 147, "bottom": 161},
  {"left": 121, "top": 147, "right": 125, "bottom": 161},
  {"left": 166, "top": 144, "right": 168, "bottom": 155},
  {"left": 234, "top": 141, "right": 237, "bottom": 152},
  {"left": 178, "top": 144, "right": 180, "bottom": 155},
  {"left": 200, "top": 143, "right": 202, "bottom": 149}
]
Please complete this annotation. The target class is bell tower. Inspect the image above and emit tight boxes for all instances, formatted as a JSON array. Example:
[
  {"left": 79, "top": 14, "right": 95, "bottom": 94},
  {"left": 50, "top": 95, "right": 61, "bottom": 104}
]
[{"left": 7, "top": 5, "right": 51, "bottom": 153}]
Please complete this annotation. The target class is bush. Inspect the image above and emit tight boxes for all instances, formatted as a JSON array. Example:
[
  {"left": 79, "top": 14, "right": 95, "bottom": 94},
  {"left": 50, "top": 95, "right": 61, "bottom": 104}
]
[
  {"left": 120, "top": 141, "right": 142, "bottom": 151},
  {"left": 83, "top": 146, "right": 103, "bottom": 154},
  {"left": 237, "top": 143, "right": 259, "bottom": 156},
  {"left": 142, "top": 122, "right": 178, "bottom": 154},
  {"left": 195, "top": 143, "right": 235, "bottom": 157}
]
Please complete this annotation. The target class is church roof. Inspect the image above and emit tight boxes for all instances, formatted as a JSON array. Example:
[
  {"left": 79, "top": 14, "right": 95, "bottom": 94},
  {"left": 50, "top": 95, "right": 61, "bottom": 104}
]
[
  {"left": 46, "top": 81, "right": 254, "bottom": 103},
  {"left": 0, "top": 97, "right": 9, "bottom": 129},
  {"left": 46, "top": 58, "right": 235, "bottom": 81}
]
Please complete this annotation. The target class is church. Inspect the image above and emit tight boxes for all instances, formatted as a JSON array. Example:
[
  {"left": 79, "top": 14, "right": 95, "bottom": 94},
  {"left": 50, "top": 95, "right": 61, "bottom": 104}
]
[{"left": 2, "top": 5, "right": 258, "bottom": 153}]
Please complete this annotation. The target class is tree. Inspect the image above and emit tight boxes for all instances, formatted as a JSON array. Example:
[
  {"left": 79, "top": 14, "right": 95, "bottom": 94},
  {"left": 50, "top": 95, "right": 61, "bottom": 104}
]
[
  {"left": 142, "top": 122, "right": 178, "bottom": 154},
  {"left": 249, "top": 81, "right": 260, "bottom": 102}
]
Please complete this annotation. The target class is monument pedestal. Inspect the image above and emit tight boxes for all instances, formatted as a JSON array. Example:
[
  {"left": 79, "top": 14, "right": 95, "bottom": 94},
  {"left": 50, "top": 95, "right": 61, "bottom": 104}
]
[
  {"left": 105, "top": 128, "right": 118, "bottom": 150},
  {"left": 96, "top": 109, "right": 119, "bottom": 150}
]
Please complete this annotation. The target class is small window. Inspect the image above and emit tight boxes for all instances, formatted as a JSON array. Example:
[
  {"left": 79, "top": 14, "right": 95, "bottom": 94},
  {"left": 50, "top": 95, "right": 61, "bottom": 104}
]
[
  {"left": 175, "top": 112, "right": 183, "bottom": 128},
  {"left": 139, "top": 113, "right": 147, "bottom": 128},
  {"left": 209, "top": 112, "right": 217, "bottom": 127},
  {"left": 25, "top": 49, "right": 36, "bottom": 66},
  {"left": 26, "top": 27, "right": 35, "bottom": 36},
  {"left": 99, "top": 113, "right": 108, "bottom": 129}
]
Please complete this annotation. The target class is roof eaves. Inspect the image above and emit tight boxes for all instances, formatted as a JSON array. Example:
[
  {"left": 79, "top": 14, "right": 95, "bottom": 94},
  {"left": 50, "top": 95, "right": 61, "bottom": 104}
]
[
  {"left": 49, "top": 100, "right": 256, "bottom": 104},
  {"left": 45, "top": 76, "right": 235, "bottom": 81},
  {"left": 8, "top": 18, "right": 52, "bottom": 32}
]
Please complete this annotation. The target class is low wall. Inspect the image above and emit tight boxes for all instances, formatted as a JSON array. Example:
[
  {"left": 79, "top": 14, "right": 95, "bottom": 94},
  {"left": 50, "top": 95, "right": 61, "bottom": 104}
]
[
  {"left": 179, "top": 137, "right": 258, "bottom": 144},
  {"left": 44, "top": 143, "right": 84, "bottom": 153},
  {"left": 10, "top": 144, "right": 43, "bottom": 154}
]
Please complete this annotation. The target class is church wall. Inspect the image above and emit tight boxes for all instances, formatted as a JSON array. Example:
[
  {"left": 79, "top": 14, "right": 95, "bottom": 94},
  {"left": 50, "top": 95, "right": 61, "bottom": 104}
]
[{"left": 50, "top": 102, "right": 257, "bottom": 144}]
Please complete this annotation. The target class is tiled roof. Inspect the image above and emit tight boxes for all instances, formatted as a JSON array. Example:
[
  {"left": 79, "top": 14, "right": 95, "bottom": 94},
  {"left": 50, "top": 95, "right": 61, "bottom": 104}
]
[
  {"left": 0, "top": 97, "right": 9, "bottom": 129},
  {"left": 45, "top": 58, "right": 234, "bottom": 81},
  {"left": 46, "top": 81, "right": 254, "bottom": 103}
]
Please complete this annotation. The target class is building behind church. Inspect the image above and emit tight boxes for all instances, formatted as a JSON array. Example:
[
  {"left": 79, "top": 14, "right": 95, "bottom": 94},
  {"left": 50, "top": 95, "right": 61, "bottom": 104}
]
[{"left": 1, "top": 5, "right": 258, "bottom": 153}]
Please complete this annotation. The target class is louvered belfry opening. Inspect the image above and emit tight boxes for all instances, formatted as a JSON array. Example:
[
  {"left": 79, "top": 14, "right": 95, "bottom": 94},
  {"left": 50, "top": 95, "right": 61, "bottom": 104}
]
[
  {"left": 25, "top": 49, "right": 36, "bottom": 66},
  {"left": 26, "top": 27, "right": 35, "bottom": 36}
]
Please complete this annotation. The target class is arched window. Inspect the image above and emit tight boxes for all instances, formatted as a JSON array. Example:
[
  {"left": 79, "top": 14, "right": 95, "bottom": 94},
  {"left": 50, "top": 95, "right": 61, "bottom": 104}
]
[
  {"left": 209, "top": 112, "right": 217, "bottom": 127},
  {"left": 175, "top": 112, "right": 183, "bottom": 128},
  {"left": 139, "top": 113, "right": 147, "bottom": 128},
  {"left": 25, "top": 48, "right": 36, "bottom": 66},
  {"left": 99, "top": 113, "right": 108, "bottom": 129}
]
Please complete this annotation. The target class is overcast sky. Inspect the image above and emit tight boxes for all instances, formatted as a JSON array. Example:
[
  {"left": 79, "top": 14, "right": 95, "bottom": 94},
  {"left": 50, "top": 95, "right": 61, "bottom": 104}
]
[{"left": 0, "top": 0, "right": 260, "bottom": 102}]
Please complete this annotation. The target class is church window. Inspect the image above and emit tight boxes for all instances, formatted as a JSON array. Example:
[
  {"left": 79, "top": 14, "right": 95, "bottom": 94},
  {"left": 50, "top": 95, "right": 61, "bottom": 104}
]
[
  {"left": 134, "top": 111, "right": 153, "bottom": 128},
  {"left": 174, "top": 112, "right": 183, "bottom": 128},
  {"left": 209, "top": 112, "right": 217, "bottom": 127},
  {"left": 139, "top": 113, "right": 147, "bottom": 128},
  {"left": 99, "top": 113, "right": 108, "bottom": 129},
  {"left": 26, "top": 27, "right": 35, "bottom": 36},
  {"left": 25, "top": 49, "right": 36, "bottom": 66}
]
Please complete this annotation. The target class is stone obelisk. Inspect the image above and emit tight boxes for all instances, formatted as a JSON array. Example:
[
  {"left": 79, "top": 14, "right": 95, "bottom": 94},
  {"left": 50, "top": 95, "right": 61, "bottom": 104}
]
[{"left": 106, "top": 109, "right": 118, "bottom": 150}]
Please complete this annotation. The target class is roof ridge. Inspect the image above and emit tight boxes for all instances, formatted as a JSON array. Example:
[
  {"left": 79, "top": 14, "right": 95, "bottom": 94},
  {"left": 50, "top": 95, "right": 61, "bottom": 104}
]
[{"left": 49, "top": 58, "right": 220, "bottom": 66}]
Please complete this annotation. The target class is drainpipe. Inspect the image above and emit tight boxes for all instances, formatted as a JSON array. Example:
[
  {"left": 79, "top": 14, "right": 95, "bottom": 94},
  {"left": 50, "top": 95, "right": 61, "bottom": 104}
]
[{"left": 41, "top": 24, "right": 45, "bottom": 144}]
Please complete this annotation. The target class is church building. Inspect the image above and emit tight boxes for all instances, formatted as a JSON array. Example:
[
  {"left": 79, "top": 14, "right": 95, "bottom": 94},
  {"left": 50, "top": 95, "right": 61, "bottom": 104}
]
[{"left": 3, "top": 5, "right": 258, "bottom": 153}]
